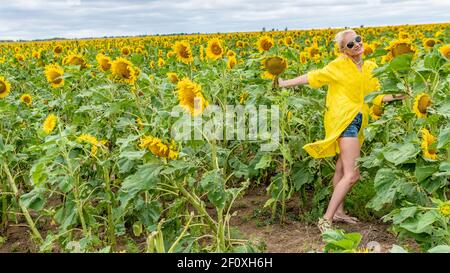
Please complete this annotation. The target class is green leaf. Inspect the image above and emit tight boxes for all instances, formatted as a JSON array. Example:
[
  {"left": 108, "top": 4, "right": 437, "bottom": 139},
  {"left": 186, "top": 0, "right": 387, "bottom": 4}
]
[
  {"left": 415, "top": 159, "right": 439, "bottom": 183},
  {"left": 118, "top": 163, "right": 163, "bottom": 208},
  {"left": 291, "top": 162, "right": 313, "bottom": 191},
  {"left": 427, "top": 245, "right": 450, "bottom": 253},
  {"left": 30, "top": 161, "right": 48, "bottom": 186},
  {"left": 20, "top": 187, "right": 46, "bottom": 211},
  {"left": 437, "top": 126, "right": 450, "bottom": 149},
  {"left": 390, "top": 245, "right": 409, "bottom": 253},
  {"left": 383, "top": 143, "right": 420, "bottom": 165},
  {"left": 132, "top": 221, "right": 143, "bottom": 237},
  {"left": 389, "top": 53, "right": 413, "bottom": 71},
  {"left": 254, "top": 154, "right": 272, "bottom": 170},
  {"left": 200, "top": 170, "right": 228, "bottom": 209}
]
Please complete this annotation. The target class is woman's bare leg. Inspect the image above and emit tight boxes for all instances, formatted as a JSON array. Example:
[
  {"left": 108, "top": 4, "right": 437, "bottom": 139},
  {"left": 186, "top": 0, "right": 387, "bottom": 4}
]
[
  {"left": 323, "top": 137, "right": 361, "bottom": 222},
  {"left": 332, "top": 156, "right": 346, "bottom": 215}
]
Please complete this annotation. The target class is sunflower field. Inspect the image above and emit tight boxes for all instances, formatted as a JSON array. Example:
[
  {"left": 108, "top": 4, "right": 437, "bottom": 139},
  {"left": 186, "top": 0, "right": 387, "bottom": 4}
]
[{"left": 0, "top": 22, "right": 449, "bottom": 253}]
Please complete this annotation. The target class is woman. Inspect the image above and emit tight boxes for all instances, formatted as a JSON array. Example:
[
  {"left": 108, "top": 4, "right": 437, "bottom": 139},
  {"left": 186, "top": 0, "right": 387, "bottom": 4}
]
[{"left": 278, "top": 29, "right": 406, "bottom": 233}]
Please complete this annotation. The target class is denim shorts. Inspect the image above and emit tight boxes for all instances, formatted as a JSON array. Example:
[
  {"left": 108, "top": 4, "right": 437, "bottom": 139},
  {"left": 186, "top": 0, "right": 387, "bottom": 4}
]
[{"left": 340, "top": 112, "right": 362, "bottom": 138}]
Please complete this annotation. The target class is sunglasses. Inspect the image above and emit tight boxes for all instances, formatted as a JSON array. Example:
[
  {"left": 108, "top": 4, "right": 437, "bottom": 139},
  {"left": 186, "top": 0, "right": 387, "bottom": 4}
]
[{"left": 346, "top": 35, "right": 362, "bottom": 49}]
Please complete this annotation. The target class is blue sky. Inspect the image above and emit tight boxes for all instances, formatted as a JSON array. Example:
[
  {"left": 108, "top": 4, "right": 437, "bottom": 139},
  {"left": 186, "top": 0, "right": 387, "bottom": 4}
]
[{"left": 0, "top": 0, "right": 449, "bottom": 40}]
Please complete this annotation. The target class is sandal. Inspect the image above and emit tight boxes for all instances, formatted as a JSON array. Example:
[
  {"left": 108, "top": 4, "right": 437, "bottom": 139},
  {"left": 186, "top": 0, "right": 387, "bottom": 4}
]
[
  {"left": 333, "top": 214, "right": 359, "bottom": 224},
  {"left": 317, "top": 217, "right": 333, "bottom": 233}
]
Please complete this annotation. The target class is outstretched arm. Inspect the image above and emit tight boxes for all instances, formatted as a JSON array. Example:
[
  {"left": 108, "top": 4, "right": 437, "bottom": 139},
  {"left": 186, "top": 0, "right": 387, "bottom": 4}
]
[
  {"left": 278, "top": 74, "right": 308, "bottom": 88},
  {"left": 382, "top": 94, "right": 408, "bottom": 102}
]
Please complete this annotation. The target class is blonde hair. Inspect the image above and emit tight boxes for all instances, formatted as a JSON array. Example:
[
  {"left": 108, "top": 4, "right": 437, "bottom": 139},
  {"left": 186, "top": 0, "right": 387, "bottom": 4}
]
[{"left": 333, "top": 29, "right": 356, "bottom": 53}]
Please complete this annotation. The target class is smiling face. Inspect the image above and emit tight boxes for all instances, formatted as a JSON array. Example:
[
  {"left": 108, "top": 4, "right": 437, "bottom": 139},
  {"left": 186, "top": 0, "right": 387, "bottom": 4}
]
[{"left": 342, "top": 31, "right": 364, "bottom": 57}]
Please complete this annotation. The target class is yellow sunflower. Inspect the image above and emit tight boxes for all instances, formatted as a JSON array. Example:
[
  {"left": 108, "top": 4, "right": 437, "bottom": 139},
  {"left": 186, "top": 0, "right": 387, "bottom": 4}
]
[
  {"left": 422, "top": 38, "right": 440, "bottom": 49},
  {"left": 121, "top": 46, "right": 131, "bottom": 56},
  {"left": 420, "top": 128, "right": 437, "bottom": 160},
  {"left": 111, "top": 57, "right": 137, "bottom": 84},
  {"left": 206, "top": 38, "right": 224, "bottom": 60},
  {"left": 44, "top": 64, "right": 65, "bottom": 88},
  {"left": 413, "top": 93, "right": 431, "bottom": 118},
  {"left": 439, "top": 44, "right": 450, "bottom": 59},
  {"left": 257, "top": 35, "right": 274, "bottom": 52},
  {"left": 227, "top": 56, "right": 237, "bottom": 69},
  {"left": 262, "top": 56, "right": 287, "bottom": 78},
  {"left": 77, "top": 133, "right": 107, "bottom": 156},
  {"left": 167, "top": 72, "right": 179, "bottom": 84},
  {"left": 438, "top": 202, "right": 450, "bottom": 217},
  {"left": 96, "top": 53, "right": 112, "bottom": 72},
  {"left": 53, "top": 45, "right": 63, "bottom": 54},
  {"left": 139, "top": 135, "right": 179, "bottom": 160},
  {"left": 172, "top": 41, "right": 193, "bottom": 64},
  {"left": 385, "top": 39, "right": 417, "bottom": 59},
  {"left": 369, "top": 95, "right": 386, "bottom": 120},
  {"left": 299, "top": 52, "right": 308, "bottom": 65},
  {"left": 20, "top": 93, "right": 32, "bottom": 107},
  {"left": 43, "top": 114, "right": 57, "bottom": 134},
  {"left": 0, "top": 76, "right": 11, "bottom": 99},
  {"left": 284, "top": 36, "right": 294, "bottom": 46},
  {"left": 177, "top": 78, "right": 208, "bottom": 116},
  {"left": 63, "top": 53, "right": 88, "bottom": 69}
]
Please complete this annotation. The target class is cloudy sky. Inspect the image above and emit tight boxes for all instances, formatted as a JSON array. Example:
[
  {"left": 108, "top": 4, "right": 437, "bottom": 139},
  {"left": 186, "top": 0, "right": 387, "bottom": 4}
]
[{"left": 0, "top": 0, "right": 449, "bottom": 40}]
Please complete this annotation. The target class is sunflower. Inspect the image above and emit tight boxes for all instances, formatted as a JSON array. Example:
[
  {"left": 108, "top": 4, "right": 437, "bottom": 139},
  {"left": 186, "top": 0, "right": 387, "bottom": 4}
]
[
  {"left": 413, "top": 93, "right": 431, "bottom": 118},
  {"left": 15, "top": 54, "right": 25, "bottom": 62},
  {"left": 227, "top": 50, "right": 236, "bottom": 58},
  {"left": 236, "top": 41, "right": 244, "bottom": 48},
  {"left": 257, "top": 36, "right": 274, "bottom": 52},
  {"left": 0, "top": 76, "right": 11, "bottom": 99},
  {"left": 386, "top": 39, "right": 417, "bottom": 59},
  {"left": 139, "top": 135, "right": 179, "bottom": 160},
  {"left": 284, "top": 36, "right": 294, "bottom": 46},
  {"left": 63, "top": 53, "right": 88, "bottom": 69},
  {"left": 206, "top": 38, "right": 224, "bottom": 60},
  {"left": 43, "top": 114, "right": 57, "bottom": 134},
  {"left": 422, "top": 38, "right": 440, "bottom": 49},
  {"left": 177, "top": 78, "right": 208, "bottom": 116},
  {"left": 420, "top": 128, "right": 437, "bottom": 160},
  {"left": 227, "top": 56, "right": 237, "bottom": 69},
  {"left": 20, "top": 93, "right": 32, "bottom": 107},
  {"left": 199, "top": 45, "right": 205, "bottom": 61},
  {"left": 53, "top": 45, "right": 63, "bottom": 54},
  {"left": 158, "top": 57, "right": 165, "bottom": 67},
  {"left": 44, "top": 64, "right": 65, "bottom": 88},
  {"left": 438, "top": 202, "right": 450, "bottom": 217},
  {"left": 363, "top": 44, "right": 375, "bottom": 56},
  {"left": 262, "top": 56, "right": 287, "bottom": 77},
  {"left": 307, "top": 45, "right": 320, "bottom": 58},
  {"left": 121, "top": 46, "right": 131, "bottom": 56},
  {"left": 439, "top": 44, "right": 450, "bottom": 59},
  {"left": 172, "top": 41, "right": 193, "bottom": 64},
  {"left": 166, "top": 72, "right": 178, "bottom": 84},
  {"left": 77, "top": 133, "right": 107, "bottom": 156},
  {"left": 299, "top": 52, "right": 308, "bottom": 65},
  {"left": 369, "top": 95, "right": 386, "bottom": 120},
  {"left": 111, "top": 57, "right": 137, "bottom": 84},
  {"left": 96, "top": 53, "right": 112, "bottom": 72}
]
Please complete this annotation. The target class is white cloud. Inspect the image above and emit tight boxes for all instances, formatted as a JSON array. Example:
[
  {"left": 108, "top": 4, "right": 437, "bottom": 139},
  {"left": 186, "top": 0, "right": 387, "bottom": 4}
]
[{"left": 0, "top": 0, "right": 448, "bottom": 40}]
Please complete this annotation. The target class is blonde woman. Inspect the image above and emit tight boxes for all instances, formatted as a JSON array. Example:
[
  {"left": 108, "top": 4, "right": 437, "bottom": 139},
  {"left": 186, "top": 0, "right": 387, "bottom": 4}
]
[{"left": 278, "top": 29, "right": 406, "bottom": 233}]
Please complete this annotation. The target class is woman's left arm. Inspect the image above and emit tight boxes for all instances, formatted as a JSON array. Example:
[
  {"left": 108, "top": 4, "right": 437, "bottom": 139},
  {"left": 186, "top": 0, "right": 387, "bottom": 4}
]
[{"left": 382, "top": 94, "right": 408, "bottom": 102}]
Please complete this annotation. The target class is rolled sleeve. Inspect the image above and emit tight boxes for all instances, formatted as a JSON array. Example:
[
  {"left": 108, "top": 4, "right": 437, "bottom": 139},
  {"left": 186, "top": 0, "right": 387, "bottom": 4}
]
[{"left": 307, "top": 64, "right": 336, "bottom": 89}]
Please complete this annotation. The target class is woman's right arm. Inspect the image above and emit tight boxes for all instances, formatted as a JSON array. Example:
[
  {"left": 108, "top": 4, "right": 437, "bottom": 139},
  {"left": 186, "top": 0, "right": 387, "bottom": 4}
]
[{"left": 278, "top": 74, "right": 308, "bottom": 88}]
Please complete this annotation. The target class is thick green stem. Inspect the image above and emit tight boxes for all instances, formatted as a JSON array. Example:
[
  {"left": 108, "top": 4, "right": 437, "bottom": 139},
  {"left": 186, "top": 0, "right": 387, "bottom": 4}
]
[
  {"left": 1, "top": 160, "right": 43, "bottom": 243},
  {"left": 103, "top": 166, "right": 116, "bottom": 250}
]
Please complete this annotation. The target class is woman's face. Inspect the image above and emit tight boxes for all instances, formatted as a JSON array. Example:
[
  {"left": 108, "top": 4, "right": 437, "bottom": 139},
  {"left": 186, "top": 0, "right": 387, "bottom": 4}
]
[{"left": 343, "top": 32, "right": 364, "bottom": 57}]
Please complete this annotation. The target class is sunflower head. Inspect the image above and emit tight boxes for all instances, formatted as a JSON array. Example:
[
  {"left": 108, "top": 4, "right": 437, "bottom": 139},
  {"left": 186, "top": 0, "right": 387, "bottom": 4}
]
[
  {"left": 438, "top": 202, "right": 450, "bottom": 217},
  {"left": 284, "top": 36, "right": 294, "bottom": 46},
  {"left": 139, "top": 135, "right": 179, "bottom": 160},
  {"left": 262, "top": 56, "right": 287, "bottom": 77},
  {"left": 63, "top": 53, "right": 88, "bottom": 69},
  {"left": 172, "top": 41, "right": 193, "bottom": 64},
  {"left": 257, "top": 36, "right": 274, "bottom": 52},
  {"left": 43, "top": 114, "right": 57, "bottom": 134},
  {"left": 386, "top": 39, "right": 417, "bottom": 58},
  {"left": 422, "top": 38, "right": 440, "bottom": 49},
  {"left": 96, "top": 53, "right": 112, "bottom": 72},
  {"left": 177, "top": 78, "right": 208, "bottom": 116},
  {"left": 206, "top": 38, "right": 224, "bottom": 60},
  {"left": 439, "top": 44, "right": 450, "bottom": 59},
  {"left": 227, "top": 56, "right": 237, "bottom": 70},
  {"left": 121, "top": 46, "right": 131, "bottom": 56},
  {"left": 299, "top": 52, "right": 308, "bottom": 64},
  {"left": 420, "top": 128, "right": 437, "bottom": 160},
  {"left": 111, "top": 57, "right": 137, "bottom": 84},
  {"left": 53, "top": 45, "right": 63, "bottom": 54},
  {"left": 167, "top": 72, "right": 179, "bottom": 84},
  {"left": 45, "top": 64, "right": 65, "bottom": 88},
  {"left": 20, "top": 93, "right": 32, "bottom": 106},
  {"left": 413, "top": 93, "right": 431, "bottom": 118},
  {"left": 0, "top": 76, "right": 11, "bottom": 99}
]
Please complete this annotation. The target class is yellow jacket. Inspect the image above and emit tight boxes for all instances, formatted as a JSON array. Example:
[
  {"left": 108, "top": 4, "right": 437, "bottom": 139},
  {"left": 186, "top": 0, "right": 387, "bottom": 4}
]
[{"left": 303, "top": 54, "right": 381, "bottom": 158}]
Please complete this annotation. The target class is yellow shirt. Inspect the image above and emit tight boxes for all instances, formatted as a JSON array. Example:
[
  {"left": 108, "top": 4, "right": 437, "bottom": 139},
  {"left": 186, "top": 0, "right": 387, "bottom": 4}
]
[{"left": 304, "top": 54, "right": 381, "bottom": 158}]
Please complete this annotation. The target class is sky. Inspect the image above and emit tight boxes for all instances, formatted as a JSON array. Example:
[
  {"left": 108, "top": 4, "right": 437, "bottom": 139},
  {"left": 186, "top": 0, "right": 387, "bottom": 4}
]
[{"left": 0, "top": 0, "right": 449, "bottom": 41}]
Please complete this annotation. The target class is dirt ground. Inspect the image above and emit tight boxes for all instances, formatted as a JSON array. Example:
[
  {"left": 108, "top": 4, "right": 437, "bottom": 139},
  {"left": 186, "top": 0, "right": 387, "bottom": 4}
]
[
  {"left": 0, "top": 188, "right": 404, "bottom": 253},
  {"left": 229, "top": 187, "right": 399, "bottom": 253}
]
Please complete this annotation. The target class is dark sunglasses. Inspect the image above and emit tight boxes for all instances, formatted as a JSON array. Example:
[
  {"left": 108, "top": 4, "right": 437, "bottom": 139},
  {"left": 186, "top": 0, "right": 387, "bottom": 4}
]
[{"left": 346, "top": 35, "right": 362, "bottom": 49}]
